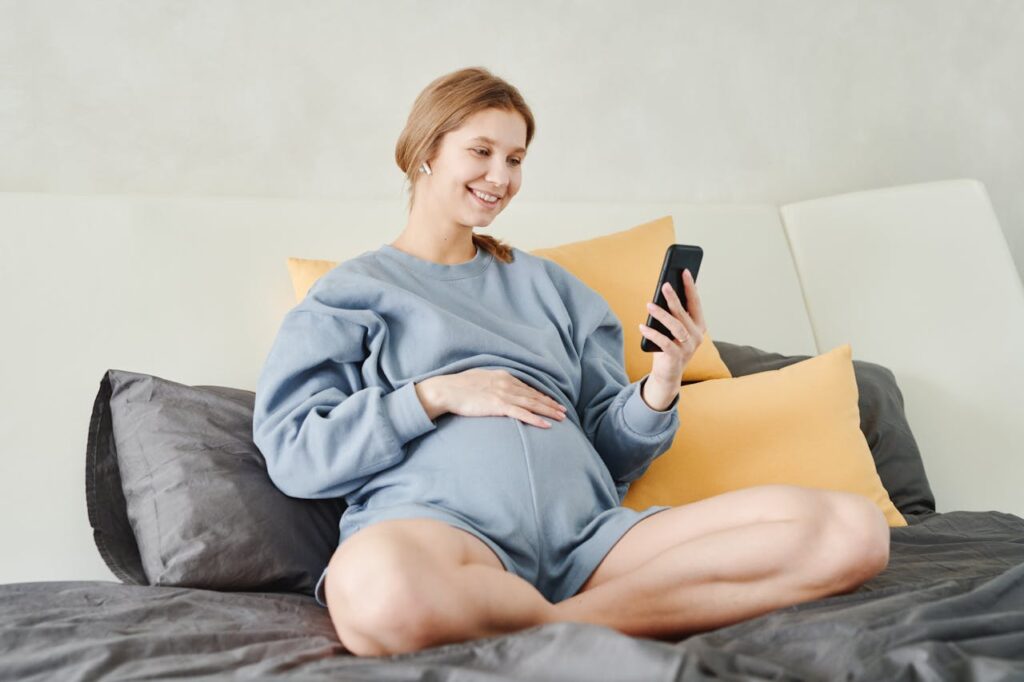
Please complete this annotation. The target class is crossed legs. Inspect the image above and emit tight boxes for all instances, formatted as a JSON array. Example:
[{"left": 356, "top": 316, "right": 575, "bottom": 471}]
[
  {"left": 325, "top": 485, "right": 890, "bottom": 656},
  {"left": 553, "top": 485, "right": 891, "bottom": 638}
]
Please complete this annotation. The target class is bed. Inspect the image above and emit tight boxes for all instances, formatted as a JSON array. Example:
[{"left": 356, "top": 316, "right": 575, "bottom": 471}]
[
  {"left": 4, "top": 511, "right": 1023, "bottom": 679},
  {"left": 2, "top": 179, "right": 1023, "bottom": 680},
  {"left": 2, "top": 340, "right": 1023, "bottom": 679}
]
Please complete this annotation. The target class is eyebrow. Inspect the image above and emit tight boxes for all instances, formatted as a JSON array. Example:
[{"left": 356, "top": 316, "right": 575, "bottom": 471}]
[{"left": 469, "top": 136, "right": 526, "bottom": 155}]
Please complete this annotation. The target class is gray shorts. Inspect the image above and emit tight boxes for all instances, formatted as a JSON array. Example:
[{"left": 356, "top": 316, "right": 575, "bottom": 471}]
[
  {"left": 314, "top": 501, "right": 671, "bottom": 608},
  {"left": 312, "top": 412, "right": 673, "bottom": 608}
]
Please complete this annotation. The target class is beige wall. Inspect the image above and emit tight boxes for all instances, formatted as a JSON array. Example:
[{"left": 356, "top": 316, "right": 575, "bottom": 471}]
[{"left": 1, "top": 0, "right": 1022, "bottom": 283}]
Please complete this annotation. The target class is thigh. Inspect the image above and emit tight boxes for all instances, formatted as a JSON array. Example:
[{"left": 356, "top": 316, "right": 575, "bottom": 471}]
[
  {"left": 323, "top": 518, "right": 507, "bottom": 653},
  {"left": 579, "top": 484, "right": 834, "bottom": 593},
  {"left": 326, "top": 518, "right": 505, "bottom": 595}
]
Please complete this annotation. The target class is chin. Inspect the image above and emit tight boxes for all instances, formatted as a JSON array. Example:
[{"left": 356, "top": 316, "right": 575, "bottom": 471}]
[{"left": 467, "top": 214, "right": 498, "bottom": 228}]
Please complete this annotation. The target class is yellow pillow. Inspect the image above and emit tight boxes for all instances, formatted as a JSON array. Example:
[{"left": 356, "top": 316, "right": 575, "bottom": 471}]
[
  {"left": 285, "top": 257, "right": 338, "bottom": 305},
  {"left": 285, "top": 216, "right": 732, "bottom": 384},
  {"left": 622, "top": 344, "right": 907, "bottom": 527},
  {"left": 530, "top": 215, "right": 730, "bottom": 383}
]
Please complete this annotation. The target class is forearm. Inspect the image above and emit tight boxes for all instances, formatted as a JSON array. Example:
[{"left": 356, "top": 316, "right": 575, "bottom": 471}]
[
  {"left": 253, "top": 381, "right": 435, "bottom": 498},
  {"left": 587, "top": 378, "right": 680, "bottom": 487}
]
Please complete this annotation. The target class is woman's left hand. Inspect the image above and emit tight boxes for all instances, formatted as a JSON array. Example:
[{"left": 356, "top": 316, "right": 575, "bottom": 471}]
[{"left": 638, "top": 269, "right": 708, "bottom": 386}]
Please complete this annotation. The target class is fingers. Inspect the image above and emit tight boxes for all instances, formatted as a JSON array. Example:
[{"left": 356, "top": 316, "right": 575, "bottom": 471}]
[
  {"left": 516, "top": 393, "right": 567, "bottom": 422},
  {"left": 655, "top": 278, "right": 696, "bottom": 327},
  {"left": 507, "top": 391, "right": 566, "bottom": 428},
  {"left": 646, "top": 296, "right": 700, "bottom": 343},
  {"left": 510, "top": 385, "right": 563, "bottom": 412},
  {"left": 509, "top": 405, "right": 553, "bottom": 428},
  {"left": 637, "top": 321, "right": 681, "bottom": 353},
  {"left": 504, "top": 375, "right": 568, "bottom": 428},
  {"left": 524, "top": 394, "right": 567, "bottom": 418}
]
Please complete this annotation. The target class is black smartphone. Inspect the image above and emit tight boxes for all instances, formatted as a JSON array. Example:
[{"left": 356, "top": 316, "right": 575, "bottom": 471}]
[{"left": 640, "top": 244, "right": 703, "bottom": 352}]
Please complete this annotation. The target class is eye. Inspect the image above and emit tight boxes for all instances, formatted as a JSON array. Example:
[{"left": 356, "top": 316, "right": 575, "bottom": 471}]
[{"left": 472, "top": 148, "right": 522, "bottom": 167}]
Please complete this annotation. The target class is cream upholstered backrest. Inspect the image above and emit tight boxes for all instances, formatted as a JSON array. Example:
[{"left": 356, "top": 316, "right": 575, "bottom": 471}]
[{"left": 781, "top": 179, "right": 1024, "bottom": 516}]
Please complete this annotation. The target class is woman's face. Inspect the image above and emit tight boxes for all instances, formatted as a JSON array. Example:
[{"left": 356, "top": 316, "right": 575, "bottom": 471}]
[{"left": 420, "top": 107, "right": 527, "bottom": 228}]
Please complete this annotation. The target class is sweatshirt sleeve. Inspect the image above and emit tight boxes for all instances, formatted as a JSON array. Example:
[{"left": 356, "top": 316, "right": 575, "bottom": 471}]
[
  {"left": 577, "top": 305, "right": 680, "bottom": 501},
  {"left": 252, "top": 308, "right": 437, "bottom": 499}
]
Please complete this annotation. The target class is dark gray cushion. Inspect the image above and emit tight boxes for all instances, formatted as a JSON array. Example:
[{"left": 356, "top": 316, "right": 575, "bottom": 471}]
[
  {"left": 710, "top": 341, "right": 937, "bottom": 518},
  {"left": 86, "top": 369, "right": 345, "bottom": 595}
]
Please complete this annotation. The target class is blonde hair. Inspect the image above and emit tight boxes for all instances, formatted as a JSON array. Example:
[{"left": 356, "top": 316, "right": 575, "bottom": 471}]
[{"left": 395, "top": 67, "right": 536, "bottom": 265}]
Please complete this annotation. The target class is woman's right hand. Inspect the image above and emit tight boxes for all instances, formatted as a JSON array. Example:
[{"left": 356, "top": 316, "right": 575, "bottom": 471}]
[{"left": 416, "top": 369, "right": 568, "bottom": 428}]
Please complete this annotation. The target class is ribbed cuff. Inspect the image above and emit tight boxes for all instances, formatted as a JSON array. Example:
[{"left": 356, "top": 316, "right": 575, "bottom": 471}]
[
  {"left": 622, "top": 376, "right": 679, "bottom": 435},
  {"left": 382, "top": 381, "right": 437, "bottom": 445}
]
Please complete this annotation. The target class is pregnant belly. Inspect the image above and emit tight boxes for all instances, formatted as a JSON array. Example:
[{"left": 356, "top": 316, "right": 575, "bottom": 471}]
[{"left": 348, "top": 413, "right": 620, "bottom": 531}]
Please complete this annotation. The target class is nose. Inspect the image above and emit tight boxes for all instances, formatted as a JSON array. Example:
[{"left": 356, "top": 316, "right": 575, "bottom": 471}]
[{"left": 484, "top": 159, "right": 510, "bottom": 193}]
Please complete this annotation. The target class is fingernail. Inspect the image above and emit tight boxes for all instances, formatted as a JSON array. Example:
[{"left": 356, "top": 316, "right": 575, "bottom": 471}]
[{"left": 542, "top": 420, "right": 551, "bottom": 427}]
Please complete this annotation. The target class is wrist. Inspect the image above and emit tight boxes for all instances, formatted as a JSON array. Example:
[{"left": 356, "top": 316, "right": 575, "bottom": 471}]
[
  {"left": 641, "top": 376, "right": 679, "bottom": 412},
  {"left": 415, "top": 376, "right": 448, "bottom": 421}
]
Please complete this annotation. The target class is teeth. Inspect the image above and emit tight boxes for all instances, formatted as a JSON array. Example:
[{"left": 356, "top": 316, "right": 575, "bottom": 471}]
[{"left": 471, "top": 188, "right": 498, "bottom": 203}]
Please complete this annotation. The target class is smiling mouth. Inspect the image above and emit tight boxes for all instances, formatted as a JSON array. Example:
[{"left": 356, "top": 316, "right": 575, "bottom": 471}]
[{"left": 467, "top": 186, "right": 500, "bottom": 208}]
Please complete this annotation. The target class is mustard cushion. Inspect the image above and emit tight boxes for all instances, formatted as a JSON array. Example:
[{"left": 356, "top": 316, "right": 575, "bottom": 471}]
[
  {"left": 622, "top": 343, "right": 908, "bottom": 527},
  {"left": 285, "top": 257, "right": 338, "bottom": 305}
]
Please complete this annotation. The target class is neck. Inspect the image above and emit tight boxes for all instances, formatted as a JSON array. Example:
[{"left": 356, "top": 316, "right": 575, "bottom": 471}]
[{"left": 392, "top": 194, "right": 477, "bottom": 265}]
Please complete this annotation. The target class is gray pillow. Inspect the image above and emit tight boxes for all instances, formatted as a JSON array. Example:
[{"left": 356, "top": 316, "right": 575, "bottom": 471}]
[
  {"left": 86, "top": 369, "right": 345, "bottom": 595},
  {"left": 710, "top": 340, "right": 937, "bottom": 518}
]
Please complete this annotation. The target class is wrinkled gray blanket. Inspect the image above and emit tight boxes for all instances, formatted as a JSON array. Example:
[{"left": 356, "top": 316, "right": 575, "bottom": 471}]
[{"left": 2, "top": 510, "right": 1023, "bottom": 681}]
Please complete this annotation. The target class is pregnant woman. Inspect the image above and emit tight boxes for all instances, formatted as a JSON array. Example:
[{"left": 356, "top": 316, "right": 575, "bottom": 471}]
[{"left": 252, "top": 66, "right": 890, "bottom": 657}]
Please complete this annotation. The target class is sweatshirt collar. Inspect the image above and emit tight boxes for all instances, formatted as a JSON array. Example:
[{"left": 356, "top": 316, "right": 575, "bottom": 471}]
[{"left": 377, "top": 243, "right": 493, "bottom": 280}]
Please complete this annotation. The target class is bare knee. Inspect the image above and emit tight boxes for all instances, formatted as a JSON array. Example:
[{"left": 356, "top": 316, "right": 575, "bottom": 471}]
[
  {"left": 811, "top": 492, "right": 891, "bottom": 593},
  {"left": 755, "top": 486, "right": 889, "bottom": 594},
  {"left": 325, "top": 533, "right": 448, "bottom": 656}
]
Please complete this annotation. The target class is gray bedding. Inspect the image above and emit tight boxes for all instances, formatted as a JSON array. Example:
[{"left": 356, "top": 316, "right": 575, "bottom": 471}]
[{"left": 3, "top": 509, "right": 1023, "bottom": 681}]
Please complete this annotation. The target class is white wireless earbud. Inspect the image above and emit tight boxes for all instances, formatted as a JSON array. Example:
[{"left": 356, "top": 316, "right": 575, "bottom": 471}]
[{"left": 420, "top": 162, "right": 432, "bottom": 175}]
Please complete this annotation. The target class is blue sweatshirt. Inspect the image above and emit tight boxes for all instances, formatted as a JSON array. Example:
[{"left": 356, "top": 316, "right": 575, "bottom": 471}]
[{"left": 252, "top": 243, "right": 680, "bottom": 529}]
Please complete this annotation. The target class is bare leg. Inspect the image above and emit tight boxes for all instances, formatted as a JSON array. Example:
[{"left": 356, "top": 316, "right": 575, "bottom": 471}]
[
  {"left": 552, "top": 518, "right": 863, "bottom": 639},
  {"left": 413, "top": 563, "right": 557, "bottom": 642},
  {"left": 328, "top": 524, "right": 557, "bottom": 656},
  {"left": 336, "top": 563, "right": 556, "bottom": 656}
]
